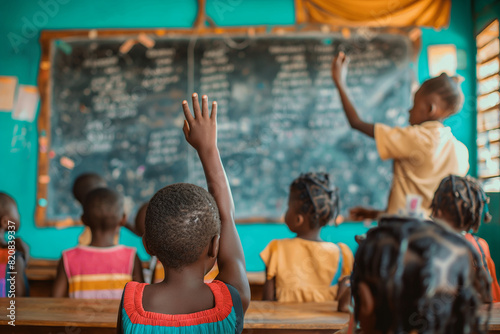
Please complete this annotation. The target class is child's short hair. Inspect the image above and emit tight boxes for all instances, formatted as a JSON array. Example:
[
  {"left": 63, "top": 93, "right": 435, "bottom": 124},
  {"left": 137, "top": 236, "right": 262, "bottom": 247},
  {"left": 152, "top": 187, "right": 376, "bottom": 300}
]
[
  {"left": 290, "top": 173, "right": 339, "bottom": 228},
  {"left": 82, "top": 188, "right": 123, "bottom": 231},
  {"left": 431, "top": 175, "right": 491, "bottom": 233},
  {"left": 0, "top": 192, "right": 17, "bottom": 217},
  {"left": 352, "top": 217, "right": 490, "bottom": 334},
  {"left": 420, "top": 73, "right": 464, "bottom": 115},
  {"left": 145, "top": 183, "right": 220, "bottom": 270},
  {"left": 72, "top": 173, "right": 107, "bottom": 205}
]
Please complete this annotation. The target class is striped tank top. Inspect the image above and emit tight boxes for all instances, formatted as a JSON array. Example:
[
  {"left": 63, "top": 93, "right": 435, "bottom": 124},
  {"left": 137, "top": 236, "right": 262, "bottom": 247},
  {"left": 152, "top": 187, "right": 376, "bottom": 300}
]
[
  {"left": 62, "top": 245, "right": 136, "bottom": 299},
  {"left": 119, "top": 280, "right": 243, "bottom": 333}
]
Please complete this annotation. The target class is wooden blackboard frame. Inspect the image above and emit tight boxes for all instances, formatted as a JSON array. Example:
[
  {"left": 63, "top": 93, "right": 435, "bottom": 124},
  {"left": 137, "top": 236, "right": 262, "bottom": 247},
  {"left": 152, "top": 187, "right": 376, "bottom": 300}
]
[{"left": 36, "top": 25, "right": 421, "bottom": 227}]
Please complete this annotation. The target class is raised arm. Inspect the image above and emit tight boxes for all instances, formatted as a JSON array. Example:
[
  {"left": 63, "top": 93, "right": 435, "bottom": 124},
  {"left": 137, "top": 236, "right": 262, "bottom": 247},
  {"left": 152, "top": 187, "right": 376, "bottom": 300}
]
[
  {"left": 331, "top": 52, "right": 374, "bottom": 138},
  {"left": 182, "top": 93, "right": 250, "bottom": 312}
]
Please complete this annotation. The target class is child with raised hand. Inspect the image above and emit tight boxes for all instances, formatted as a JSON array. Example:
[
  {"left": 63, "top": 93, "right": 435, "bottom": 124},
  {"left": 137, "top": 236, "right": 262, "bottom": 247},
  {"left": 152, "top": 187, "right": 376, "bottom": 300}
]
[
  {"left": 345, "top": 217, "right": 491, "bottom": 334},
  {"left": 331, "top": 52, "right": 469, "bottom": 220},
  {"left": 53, "top": 188, "right": 143, "bottom": 298},
  {"left": 261, "top": 173, "right": 354, "bottom": 302},
  {"left": 431, "top": 175, "right": 500, "bottom": 302},
  {"left": 0, "top": 193, "right": 28, "bottom": 297},
  {"left": 117, "top": 94, "right": 250, "bottom": 333}
]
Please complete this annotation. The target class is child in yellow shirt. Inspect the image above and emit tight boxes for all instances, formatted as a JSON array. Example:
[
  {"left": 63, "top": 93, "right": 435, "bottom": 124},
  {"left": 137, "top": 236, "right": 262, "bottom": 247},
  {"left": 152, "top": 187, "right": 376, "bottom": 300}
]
[
  {"left": 331, "top": 52, "right": 469, "bottom": 219},
  {"left": 260, "top": 173, "right": 353, "bottom": 302}
]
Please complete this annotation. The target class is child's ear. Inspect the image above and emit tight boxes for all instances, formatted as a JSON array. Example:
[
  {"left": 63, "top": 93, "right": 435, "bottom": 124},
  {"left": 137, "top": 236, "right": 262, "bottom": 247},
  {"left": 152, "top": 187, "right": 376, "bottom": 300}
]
[
  {"left": 429, "top": 102, "right": 437, "bottom": 116},
  {"left": 358, "top": 282, "right": 375, "bottom": 319},
  {"left": 0, "top": 216, "right": 8, "bottom": 230},
  {"left": 296, "top": 213, "right": 305, "bottom": 227},
  {"left": 142, "top": 235, "right": 155, "bottom": 256},
  {"left": 208, "top": 235, "right": 220, "bottom": 258}
]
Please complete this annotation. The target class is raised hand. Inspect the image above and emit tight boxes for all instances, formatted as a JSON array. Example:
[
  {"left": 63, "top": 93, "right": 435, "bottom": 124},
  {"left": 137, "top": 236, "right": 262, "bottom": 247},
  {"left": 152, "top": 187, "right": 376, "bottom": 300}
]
[
  {"left": 182, "top": 93, "right": 217, "bottom": 153},
  {"left": 331, "top": 51, "right": 349, "bottom": 85}
]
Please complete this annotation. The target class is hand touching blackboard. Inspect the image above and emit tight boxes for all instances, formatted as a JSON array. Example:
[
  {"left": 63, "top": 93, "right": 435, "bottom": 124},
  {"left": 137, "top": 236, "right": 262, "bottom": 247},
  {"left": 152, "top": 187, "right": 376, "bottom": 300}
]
[{"left": 182, "top": 94, "right": 251, "bottom": 313}]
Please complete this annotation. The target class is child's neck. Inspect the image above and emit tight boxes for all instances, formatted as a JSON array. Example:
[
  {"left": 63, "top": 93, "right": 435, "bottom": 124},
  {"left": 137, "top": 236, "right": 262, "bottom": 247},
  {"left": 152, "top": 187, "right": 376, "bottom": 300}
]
[
  {"left": 89, "top": 229, "right": 117, "bottom": 247},
  {"left": 296, "top": 228, "right": 322, "bottom": 242},
  {"left": 161, "top": 265, "right": 207, "bottom": 287}
]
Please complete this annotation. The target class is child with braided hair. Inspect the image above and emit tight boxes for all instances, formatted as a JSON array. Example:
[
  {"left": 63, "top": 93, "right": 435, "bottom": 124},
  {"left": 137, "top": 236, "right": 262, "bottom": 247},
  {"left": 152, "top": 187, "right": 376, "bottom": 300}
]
[
  {"left": 260, "top": 172, "right": 354, "bottom": 302},
  {"left": 431, "top": 175, "right": 500, "bottom": 302},
  {"left": 345, "top": 217, "right": 491, "bottom": 334}
]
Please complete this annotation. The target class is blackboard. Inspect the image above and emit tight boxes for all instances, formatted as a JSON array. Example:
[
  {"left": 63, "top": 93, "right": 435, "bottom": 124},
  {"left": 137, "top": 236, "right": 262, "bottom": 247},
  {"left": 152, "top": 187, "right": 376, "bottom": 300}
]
[{"left": 37, "top": 29, "right": 415, "bottom": 225}]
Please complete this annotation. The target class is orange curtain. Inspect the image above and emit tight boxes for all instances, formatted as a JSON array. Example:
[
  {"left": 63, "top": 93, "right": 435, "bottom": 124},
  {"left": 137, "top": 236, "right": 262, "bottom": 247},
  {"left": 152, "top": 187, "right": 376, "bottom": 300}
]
[{"left": 295, "top": 0, "right": 451, "bottom": 28}]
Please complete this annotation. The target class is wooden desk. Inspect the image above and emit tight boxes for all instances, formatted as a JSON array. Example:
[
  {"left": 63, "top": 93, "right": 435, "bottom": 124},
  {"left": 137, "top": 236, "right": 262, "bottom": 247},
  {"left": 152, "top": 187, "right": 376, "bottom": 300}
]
[
  {"left": 0, "top": 297, "right": 347, "bottom": 333},
  {"left": 1, "top": 298, "right": 499, "bottom": 334},
  {"left": 26, "top": 259, "right": 266, "bottom": 299}
]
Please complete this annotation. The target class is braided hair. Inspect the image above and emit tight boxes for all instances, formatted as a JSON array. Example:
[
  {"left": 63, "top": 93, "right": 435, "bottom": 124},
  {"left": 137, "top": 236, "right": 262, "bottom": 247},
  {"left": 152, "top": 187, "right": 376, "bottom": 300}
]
[
  {"left": 351, "top": 217, "right": 491, "bottom": 334},
  {"left": 431, "top": 175, "right": 491, "bottom": 233},
  {"left": 289, "top": 172, "right": 339, "bottom": 228}
]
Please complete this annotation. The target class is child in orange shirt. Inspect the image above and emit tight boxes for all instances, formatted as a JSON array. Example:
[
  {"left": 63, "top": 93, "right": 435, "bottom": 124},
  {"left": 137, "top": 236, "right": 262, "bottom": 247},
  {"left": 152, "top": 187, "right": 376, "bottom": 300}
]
[
  {"left": 431, "top": 175, "right": 500, "bottom": 302},
  {"left": 261, "top": 173, "right": 353, "bottom": 302}
]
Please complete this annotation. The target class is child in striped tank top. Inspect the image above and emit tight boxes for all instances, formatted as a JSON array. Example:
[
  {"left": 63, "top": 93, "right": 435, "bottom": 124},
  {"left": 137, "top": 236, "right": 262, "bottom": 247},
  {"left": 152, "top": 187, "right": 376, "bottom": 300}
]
[{"left": 52, "top": 188, "right": 144, "bottom": 299}]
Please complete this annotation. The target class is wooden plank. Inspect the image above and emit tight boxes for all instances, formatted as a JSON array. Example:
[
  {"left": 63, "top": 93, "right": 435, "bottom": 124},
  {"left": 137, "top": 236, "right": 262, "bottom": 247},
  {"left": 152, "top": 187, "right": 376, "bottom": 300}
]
[
  {"left": 0, "top": 298, "right": 498, "bottom": 333},
  {"left": 0, "top": 298, "right": 347, "bottom": 330}
]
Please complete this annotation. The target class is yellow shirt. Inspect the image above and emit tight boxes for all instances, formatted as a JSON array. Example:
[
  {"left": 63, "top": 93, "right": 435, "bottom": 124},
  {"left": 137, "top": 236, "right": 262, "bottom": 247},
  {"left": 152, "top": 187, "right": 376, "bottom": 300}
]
[
  {"left": 375, "top": 121, "right": 469, "bottom": 216},
  {"left": 260, "top": 238, "right": 354, "bottom": 302}
]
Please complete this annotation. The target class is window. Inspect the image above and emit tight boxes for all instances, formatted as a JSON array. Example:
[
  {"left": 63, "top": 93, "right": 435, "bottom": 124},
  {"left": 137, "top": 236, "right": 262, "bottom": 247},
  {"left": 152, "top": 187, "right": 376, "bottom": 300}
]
[{"left": 477, "top": 20, "right": 500, "bottom": 192}]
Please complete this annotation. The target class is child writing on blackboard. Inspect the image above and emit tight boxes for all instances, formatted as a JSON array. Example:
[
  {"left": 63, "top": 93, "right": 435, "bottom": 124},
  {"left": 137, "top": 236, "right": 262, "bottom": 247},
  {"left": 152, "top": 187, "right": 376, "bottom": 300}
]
[
  {"left": 331, "top": 52, "right": 469, "bottom": 220},
  {"left": 431, "top": 175, "right": 500, "bottom": 302},
  {"left": 341, "top": 217, "right": 490, "bottom": 334},
  {"left": 0, "top": 193, "right": 28, "bottom": 297},
  {"left": 117, "top": 94, "right": 250, "bottom": 333},
  {"left": 260, "top": 173, "right": 354, "bottom": 302},
  {"left": 53, "top": 188, "right": 143, "bottom": 298}
]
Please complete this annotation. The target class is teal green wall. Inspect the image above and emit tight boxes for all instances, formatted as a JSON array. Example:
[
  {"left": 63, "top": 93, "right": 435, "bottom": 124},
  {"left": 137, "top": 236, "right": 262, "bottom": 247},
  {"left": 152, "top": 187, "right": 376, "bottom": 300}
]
[{"left": 0, "top": 0, "right": 488, "bottom": 272}]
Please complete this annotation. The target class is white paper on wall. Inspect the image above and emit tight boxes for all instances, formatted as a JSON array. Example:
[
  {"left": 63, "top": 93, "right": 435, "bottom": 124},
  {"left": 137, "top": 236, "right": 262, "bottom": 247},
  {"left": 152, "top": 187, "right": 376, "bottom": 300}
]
[{"left": 13, "top": 85, "right": 39, "bottom": 122}]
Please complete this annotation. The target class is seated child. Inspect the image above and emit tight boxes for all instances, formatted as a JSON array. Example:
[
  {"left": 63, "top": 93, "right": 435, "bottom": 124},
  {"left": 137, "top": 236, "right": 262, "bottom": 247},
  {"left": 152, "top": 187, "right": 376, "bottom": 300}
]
[
  {"left": 117, "top": 94, "right": 250, "bottom": 333},
  {"left": 261, "top": 173, "right": 354, "bottom": 302},
  {"left": 53, "top": 188, "right": 143, "bottom": 298},
  {"left": 0, "top": 193, "right": 28, "bottom": 297},
  {"left": 332, "top": 52, "right": 469, "bottom": 219},
  {"left": 431, "top": 175, "right": 500, "bottom": 302},
  {"left": 73, "top": 173, "right": 110, "bottom": 245},
  {"left": 346, "top": 217, "right": 490, "bottom": 334}
]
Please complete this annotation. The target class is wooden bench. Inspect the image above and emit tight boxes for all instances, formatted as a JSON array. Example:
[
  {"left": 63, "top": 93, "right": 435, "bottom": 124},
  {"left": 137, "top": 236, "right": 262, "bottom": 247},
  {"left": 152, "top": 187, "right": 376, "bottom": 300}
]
[{"left": 26, "top": 258, "right": 266, "bottom": 299}]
